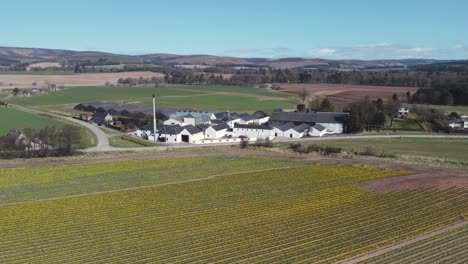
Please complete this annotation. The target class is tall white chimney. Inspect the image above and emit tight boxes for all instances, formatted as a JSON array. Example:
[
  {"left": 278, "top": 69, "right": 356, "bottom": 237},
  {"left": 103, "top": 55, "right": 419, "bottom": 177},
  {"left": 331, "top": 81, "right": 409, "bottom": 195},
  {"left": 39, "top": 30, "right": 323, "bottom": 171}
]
[{"left": 153, "top": 93, "right": 157, "bottom": 142}]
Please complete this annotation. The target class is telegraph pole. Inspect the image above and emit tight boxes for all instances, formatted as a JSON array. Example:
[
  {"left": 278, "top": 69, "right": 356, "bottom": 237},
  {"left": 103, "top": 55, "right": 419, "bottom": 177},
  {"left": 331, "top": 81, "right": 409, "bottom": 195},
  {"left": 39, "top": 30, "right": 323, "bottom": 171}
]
[{"left": 153, "top": 93, "right": 157, "bottom": 142}]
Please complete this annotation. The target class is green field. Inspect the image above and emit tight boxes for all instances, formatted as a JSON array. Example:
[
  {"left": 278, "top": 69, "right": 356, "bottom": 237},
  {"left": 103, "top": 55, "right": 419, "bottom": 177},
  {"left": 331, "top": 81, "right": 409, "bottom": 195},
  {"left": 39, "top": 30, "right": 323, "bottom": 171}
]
[
  {"left": 308, "top": 138, "right": 468, "bottom": 162},
  {"left": 5, "top": 85, "right": 297, "bottom": 112},
  {"left": 426, "top": 104, "right": 468, "bottom": 114},
  {"left": 109, "top": 135, "right": 163, "bottom": 148},
  {"left": 0, "top": 107, "right": 66, "bottom": 135},
  {"left": 363, "top": 224, "right": 468, "bottom": 263},
  {"left": 387, "top": 119, "right": 422, "bottom": 131},
  {"left": 0, "top": 156, "right": 466, "bottom": 263}
]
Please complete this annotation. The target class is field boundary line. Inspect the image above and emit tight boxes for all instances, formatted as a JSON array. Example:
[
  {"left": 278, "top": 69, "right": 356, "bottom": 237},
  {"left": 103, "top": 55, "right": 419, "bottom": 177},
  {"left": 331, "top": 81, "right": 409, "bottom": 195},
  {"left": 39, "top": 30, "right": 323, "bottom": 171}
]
[
  {"left": 337, "top": 219, "right": 468, "bottom": 264},
  {"left": 0, "top": 165, "right": 308, "bottom": 208}
]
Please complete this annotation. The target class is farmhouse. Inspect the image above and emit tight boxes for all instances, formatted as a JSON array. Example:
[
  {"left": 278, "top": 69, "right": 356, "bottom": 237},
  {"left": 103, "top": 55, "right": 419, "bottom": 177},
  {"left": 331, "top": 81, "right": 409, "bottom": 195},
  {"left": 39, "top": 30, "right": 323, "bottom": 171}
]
[
  {"left": 398, "top": 107, "right": 410, "bottom": 118},
  {"left": 90, "top": 112, "right": 113, "bottom": 126},
  {"left": 79, "top": 113, "right": 93, "bottom": 121},
  {"left": 445, "top": 120, "right": 468, "bottom": 129},
  {"left": 269, "top": 112, "right": 349, "bottom": 134},
  {"left": 233, "top": 124, "right": 274, "bottom": 139},
  {"left": 136, "top": 123, "right": 155, "bottom": 138}
]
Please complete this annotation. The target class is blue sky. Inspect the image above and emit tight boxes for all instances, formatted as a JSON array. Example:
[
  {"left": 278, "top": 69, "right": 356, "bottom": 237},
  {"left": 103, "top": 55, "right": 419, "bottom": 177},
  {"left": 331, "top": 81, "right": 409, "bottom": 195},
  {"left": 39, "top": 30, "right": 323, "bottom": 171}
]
[{"left": 2, "top": 0, "right": 467, "bottom": 59}]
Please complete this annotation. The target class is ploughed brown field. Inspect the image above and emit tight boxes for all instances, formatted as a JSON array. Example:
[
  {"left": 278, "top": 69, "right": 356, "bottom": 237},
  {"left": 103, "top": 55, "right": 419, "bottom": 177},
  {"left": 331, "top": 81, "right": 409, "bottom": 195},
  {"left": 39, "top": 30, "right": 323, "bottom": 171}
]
[
  {"left": 0, "top": 71, "right": 164, "bottom": 89},
  {"left": 276, "top": 83, "right": 419, "bottom": 109}
]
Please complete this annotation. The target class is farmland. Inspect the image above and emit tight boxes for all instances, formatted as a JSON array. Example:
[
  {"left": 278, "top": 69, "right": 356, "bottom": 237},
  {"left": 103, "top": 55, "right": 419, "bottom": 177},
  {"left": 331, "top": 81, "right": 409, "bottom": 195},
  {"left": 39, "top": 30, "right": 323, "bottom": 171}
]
[
  {"left": 303, "top": 137, "right": 468, "bottom": 163},
  {"left": 0, "top": 107, "right": 65, "bottom": 135},
  {"left": 362, "top": 224, "right": 468, "bottom": 263},
  {"left": 0, "top": 71, "right": 164, "bottom": 88},
  {"left": 276, "top": 83, "right": 419, "bottom": 109},
  {"left": 5, "top": 85, "right": 297, "bottom": 112},
  {"left": 0, "top": 156, "right": 467, "bottom": 263}
]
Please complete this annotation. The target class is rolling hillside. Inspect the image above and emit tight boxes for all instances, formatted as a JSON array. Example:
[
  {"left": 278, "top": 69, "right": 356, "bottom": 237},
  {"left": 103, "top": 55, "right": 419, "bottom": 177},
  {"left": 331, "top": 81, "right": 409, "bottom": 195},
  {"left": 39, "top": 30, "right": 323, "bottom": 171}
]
[{"left": 0, "top": 46, "right": 449, "bottom": 69}]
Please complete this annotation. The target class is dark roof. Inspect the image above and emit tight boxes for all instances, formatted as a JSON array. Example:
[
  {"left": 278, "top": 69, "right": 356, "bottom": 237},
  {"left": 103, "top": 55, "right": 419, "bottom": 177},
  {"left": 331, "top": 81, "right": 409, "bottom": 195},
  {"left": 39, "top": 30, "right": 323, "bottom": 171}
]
[
  {"left": 212, "top": 123, "right": 230, "bottom": 131},
  {"left": 253, "top": 111, "right": 269, "bottom": 119},
  {"left": 215, "top": 112, "right": 240, "bottom": 121},
  {"left": 239, "top": 113, "right": 255, "bottom": 121},
  {"left": 270, "top": 112, "right": 349, "bottom": 124},
  {"left": 181, "top": 125, "right": 203, "bottom": 134},
  {"left": 6, "top": 129, "right": 22, "bottom": 140},
  {"left": 312, "top": 124, "right": 326, "bottom": 131},
  {"left": 139, "top": 123, "right": 155, "bottom": 133},
  {"left": 211, "top": 119, "right": 224, "bottom": 125},
  {"left": 92, "top": 112, "right": 110, "bottom": 119},
  {"left": 234, "top": 124, "right": 272, "bottom": 130},
  {"left": 196, "top": 124, "right": 211, "bottom": 132},
  {"left": 275, "top": 122, "right": 295, "bottom": 132},
  {"left": 293, "top": 123, "right": 310, "bottom": 133},
  {"left": 157, "top": 125, "right": 185, "bottom": 135}
]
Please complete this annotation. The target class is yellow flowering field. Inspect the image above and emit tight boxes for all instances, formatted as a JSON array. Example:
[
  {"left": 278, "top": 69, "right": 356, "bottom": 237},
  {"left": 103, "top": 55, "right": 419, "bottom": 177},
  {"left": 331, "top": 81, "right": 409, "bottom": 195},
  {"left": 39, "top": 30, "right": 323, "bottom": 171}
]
[
  {"left": 0, "top": 162, "right": 466, "bottom": 263},
  {"left": 0, "top": 156, "right": 304, "bottom": 204}
]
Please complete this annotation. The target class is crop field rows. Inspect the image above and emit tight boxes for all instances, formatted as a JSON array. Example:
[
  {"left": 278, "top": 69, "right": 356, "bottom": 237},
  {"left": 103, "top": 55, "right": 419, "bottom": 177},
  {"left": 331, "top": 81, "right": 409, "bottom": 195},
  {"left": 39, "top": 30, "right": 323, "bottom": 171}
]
[
  {"left": 5, "top": 85, "right": 297, "bottom": 112},
  {"left": 363, "top": 224, "right": 468, "bottom": 263},
  {"left": 0, "top": 157, "right": 467, "bottom": 263}
]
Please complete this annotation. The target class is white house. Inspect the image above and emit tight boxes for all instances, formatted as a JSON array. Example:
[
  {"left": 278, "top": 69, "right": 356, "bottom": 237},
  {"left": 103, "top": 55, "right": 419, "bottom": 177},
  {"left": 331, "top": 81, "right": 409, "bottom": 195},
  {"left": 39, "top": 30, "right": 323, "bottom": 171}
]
[
  {"left": 204, "top": 123, "right": 230, "bottom": 139},
  {"left": 233, "top": 124, "right": 274, "bottom": 139},
  {"left": 90, "top": 112, "right": 113, "bottom": 126},
  {"left": 136, "top": 123, "right": 155, "bottom": 138},
  {"left": 445, "top": 120, "right": 468, "bottom": 129},
  {"left": 309, "top": 124, "right": 327, "bottom": 137},
  {"left": 397, "top": 107, "right": 410, "bottom": 118}
]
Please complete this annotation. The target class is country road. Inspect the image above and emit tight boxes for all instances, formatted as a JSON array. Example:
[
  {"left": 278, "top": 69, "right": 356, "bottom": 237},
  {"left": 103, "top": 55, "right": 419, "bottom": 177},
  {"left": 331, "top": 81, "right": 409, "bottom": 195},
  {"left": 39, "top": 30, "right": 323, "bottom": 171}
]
[
  {"left": 10, "top": 104, "right": 468, "bottom": 153},
  {"left": 10, "top": 104, "right": 114, "bottom": 151}
]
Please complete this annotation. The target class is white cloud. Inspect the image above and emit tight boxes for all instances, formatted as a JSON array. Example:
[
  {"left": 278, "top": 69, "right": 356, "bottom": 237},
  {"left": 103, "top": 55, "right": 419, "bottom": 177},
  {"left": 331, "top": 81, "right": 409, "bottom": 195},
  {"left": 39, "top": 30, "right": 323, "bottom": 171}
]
[
  {"left": 226, "top": 47, "right": 296, "bottom": 58},
  {"left": 303, "top": 43, "right": 468, "bottom": 60},
  {"left": 307, "top": 48, "right": 337, "bottom": 57},
  {"left": 224, "top": 43, "right": 468, "bottom": 60}
]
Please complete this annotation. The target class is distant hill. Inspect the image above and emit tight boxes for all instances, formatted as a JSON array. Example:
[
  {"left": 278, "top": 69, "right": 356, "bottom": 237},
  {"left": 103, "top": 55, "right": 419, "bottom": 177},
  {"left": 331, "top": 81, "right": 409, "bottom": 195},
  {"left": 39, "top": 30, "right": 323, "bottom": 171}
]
[{"left": 0, "top": 46, "right": 454, "bottom": 69}]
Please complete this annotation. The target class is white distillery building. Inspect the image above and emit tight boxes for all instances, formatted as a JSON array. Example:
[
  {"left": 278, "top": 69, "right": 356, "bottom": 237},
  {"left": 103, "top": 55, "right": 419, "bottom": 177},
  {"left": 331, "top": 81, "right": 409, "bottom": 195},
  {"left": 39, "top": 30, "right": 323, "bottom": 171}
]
[
  {"left": 233, "top": 124, "right": 274, "bottom": 139},
  {"left": 269, "top": 112, "right": 349, "bottom": 134}
]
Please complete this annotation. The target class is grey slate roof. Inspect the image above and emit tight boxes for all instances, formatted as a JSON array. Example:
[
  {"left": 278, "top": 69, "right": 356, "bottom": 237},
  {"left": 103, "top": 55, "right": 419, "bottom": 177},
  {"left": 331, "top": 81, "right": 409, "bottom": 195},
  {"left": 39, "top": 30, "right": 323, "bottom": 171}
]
[
  {"left": 312, "top": 124, "right": 327, "bottom": 131},
  {"left": 275, "top": 122, "right": 296, "bottom": 132},
  {"left": 269, "top": 112, "right": 349, "bottom": 124},
  {"left": 234, "top": 124, "right": 272, "bottom": 130},
  {"left": 239, "top": 113, "right": 254, "bottom": 121},
  {"left": 253, "top": 111, "right": 269, "bottom": 119},
  {"left": 293, "top": 123, "right": 311, "bottom": 133},
  {"left": 182, "top": 125, "right": 203, "bottom": 135},
  {"left": 212, "top": 123, "right": 230, "bottom": 131},
  {"left": 196, "top": 124, "right": 211, "bottom": 132},
  {"left": 215, "top": 112, "right": 240, "bottom": 121}
]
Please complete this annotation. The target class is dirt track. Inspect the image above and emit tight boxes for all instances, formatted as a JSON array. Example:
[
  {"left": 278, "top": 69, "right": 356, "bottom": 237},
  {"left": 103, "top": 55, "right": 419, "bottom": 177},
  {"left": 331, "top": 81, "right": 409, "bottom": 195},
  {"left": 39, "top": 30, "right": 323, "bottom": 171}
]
[{"left": 0, "top": 71, "right": 164, "bottom": 88}]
